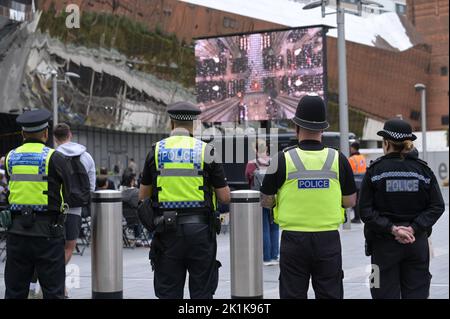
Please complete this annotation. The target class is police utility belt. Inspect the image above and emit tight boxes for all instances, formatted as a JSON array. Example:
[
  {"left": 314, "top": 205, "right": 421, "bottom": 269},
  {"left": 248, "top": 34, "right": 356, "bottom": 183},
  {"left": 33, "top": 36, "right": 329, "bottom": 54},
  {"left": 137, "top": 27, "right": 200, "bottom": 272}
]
[
  {"left": 10, "top": 207, "right": 66, "bottom": 235},
  {"left": 155, "top": 211, "right": 210, "bottom": 232}
]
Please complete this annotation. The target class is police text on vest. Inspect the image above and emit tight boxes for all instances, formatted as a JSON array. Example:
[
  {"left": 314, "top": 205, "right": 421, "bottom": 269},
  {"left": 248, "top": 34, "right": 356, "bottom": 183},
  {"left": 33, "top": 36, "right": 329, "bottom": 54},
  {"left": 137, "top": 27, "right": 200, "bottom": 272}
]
[
  {"left": 386, "top": 179, "right": 419, "bottom": 192},
  {"left": 298, "top": 179, "right": 330, "bottom": 189}
]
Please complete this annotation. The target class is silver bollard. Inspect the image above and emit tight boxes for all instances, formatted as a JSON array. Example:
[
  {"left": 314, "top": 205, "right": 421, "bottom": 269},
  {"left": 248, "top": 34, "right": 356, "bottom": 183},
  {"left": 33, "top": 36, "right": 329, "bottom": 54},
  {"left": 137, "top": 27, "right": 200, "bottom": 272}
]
[
  {"left": 230, "top": 190, "right": 263, "bottom": 299},
  {"left": 91, "top": 190, "right": 123, "bottom": 299}
]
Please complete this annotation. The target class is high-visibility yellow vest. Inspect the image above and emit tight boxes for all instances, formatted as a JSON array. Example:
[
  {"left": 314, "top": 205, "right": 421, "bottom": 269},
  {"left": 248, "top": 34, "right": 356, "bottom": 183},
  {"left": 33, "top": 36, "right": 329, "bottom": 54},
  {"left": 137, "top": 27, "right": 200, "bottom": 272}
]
[
  {"left": 274, "top": 147, "right": 344, "bottom": 231},
  {"left": 154, "top": 135, "right": 214, "bottom": 210},
  {"left": 5, "top": 143, "right": 57, "bottom": 212}
]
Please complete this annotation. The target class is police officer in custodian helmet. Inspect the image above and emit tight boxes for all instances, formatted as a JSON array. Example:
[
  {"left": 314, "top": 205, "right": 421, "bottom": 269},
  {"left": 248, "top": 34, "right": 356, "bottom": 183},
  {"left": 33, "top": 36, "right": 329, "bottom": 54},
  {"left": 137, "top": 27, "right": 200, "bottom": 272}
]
[
  {"left": 260, "top": 95, "right": 357, "bottom": 299},
  {"left": 139, "top": 102, "right": 230, "bottom": 299},
  {"left": 3, "top": 109, "right": 71, "bottom": 299},
  {"left": 359, "top": 118, "right": 445, "bottom": 299}
]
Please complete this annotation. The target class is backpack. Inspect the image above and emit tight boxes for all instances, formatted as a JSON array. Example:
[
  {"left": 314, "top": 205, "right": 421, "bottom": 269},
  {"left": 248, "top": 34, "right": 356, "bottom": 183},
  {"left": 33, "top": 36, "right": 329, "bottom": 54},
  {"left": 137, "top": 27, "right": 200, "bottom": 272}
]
[
  {"left": 66, "top": 155, "right": 91, "bottom": 208},
  {"left": 251, "top": 160, "right": 268, "bottom": 191}
]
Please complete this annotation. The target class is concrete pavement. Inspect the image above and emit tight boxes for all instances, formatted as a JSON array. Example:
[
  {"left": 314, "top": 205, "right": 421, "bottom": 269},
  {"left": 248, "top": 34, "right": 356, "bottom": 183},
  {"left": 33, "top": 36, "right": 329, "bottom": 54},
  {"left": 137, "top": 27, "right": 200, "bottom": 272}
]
[{"left": 1, "top": 205, "right": 448, "bottom": 299}]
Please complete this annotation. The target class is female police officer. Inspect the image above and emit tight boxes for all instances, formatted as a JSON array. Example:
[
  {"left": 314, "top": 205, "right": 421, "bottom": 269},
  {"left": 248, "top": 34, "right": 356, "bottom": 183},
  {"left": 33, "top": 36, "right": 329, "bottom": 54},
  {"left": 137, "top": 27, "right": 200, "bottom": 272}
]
[{"left": 359, "top": 118, "right": 445, "bottom": 299}]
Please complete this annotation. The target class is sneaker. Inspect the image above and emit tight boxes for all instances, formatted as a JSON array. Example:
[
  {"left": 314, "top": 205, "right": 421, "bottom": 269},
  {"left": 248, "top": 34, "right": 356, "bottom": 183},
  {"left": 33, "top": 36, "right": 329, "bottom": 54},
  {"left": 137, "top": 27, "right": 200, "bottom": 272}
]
[
  {"left": 271, "top": 259, "right": 279, "bottom": 265},
  {"left": 263, "top": 261, "right": 273, "bottom": 266}
]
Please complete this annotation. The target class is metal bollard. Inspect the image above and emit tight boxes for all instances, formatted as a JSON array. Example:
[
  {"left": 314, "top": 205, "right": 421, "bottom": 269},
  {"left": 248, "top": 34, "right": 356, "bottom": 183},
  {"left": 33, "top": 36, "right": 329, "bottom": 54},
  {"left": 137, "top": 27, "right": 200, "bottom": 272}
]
[
  {"left": 91, "top": 190, "right": 123, "bottom": 299},
  {"left": 230, "top": 190, "right": 263, "bottom": 299}
]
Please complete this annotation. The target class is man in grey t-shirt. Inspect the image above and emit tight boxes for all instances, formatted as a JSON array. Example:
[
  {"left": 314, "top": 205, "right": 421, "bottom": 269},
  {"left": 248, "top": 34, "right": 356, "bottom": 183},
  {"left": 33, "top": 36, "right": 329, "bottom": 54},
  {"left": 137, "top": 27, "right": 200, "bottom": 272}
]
[{"left": 54, "top": 123, "right": 96, "bottom": 297}]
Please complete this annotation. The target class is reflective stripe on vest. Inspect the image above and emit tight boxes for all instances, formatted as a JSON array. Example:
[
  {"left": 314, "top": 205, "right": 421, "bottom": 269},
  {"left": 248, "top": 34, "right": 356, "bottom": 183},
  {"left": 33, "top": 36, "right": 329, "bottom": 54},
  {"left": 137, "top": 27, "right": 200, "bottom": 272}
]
[
  {"left": 155, "top": 136, "right": 207, "bottom": 209},
  {"left": 5, "top": 143, "right": 55, "bottom": 211},
  {"left": 274, "top": 147, "right": 344, "bottom": 232}
]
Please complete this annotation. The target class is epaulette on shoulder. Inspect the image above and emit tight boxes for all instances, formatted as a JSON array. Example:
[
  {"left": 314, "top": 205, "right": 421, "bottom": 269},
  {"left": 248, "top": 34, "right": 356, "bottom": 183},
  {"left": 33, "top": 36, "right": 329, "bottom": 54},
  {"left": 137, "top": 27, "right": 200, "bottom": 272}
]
[
  {"left": 414, "top": 157, "right": 429, "bottom": 167},
  {"left": 282, "top": 145, "right": 297, "bottom": 153},
  {"left": 368, "top": 156, "right": 383, "bottom": 168}
]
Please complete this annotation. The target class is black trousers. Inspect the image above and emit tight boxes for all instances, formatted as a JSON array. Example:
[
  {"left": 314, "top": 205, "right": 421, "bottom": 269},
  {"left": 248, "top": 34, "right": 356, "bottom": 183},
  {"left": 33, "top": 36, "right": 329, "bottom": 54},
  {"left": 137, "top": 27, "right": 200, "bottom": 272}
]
[
  {"left": 4, "top": 233, "right": 65, "bottom": 299},
  {"left": 153, "top": 225, "right": 220, "bottom": 299},
  {"left": 279, "top": 230, "right": 343, "bottom": 299},
  {"left": 370, "top": 233, "right": 431, "bottom": 299},
  {"left": 353, "top": 190, "right": 361, "bottom": 220}
]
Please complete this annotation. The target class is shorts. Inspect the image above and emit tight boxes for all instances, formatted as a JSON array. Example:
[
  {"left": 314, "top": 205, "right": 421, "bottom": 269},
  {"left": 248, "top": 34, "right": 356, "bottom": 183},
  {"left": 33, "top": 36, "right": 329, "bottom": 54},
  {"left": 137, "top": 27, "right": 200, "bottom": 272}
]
[{"left": 64, "top": 214, "right": 82, "bottom": 241}]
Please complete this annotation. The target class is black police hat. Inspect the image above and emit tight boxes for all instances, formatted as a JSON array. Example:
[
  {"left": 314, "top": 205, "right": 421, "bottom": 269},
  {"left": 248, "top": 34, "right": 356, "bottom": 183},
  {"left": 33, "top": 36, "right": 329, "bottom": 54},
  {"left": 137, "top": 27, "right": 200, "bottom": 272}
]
[
  {"left": 292, "top": 95, "right": 329, "bottom": 131},
  {"left": 167, "top": 101, "right": 201, "bottom": 121},
  {"left": 377, "top": 118, "right": 417, "bottom": 142},
  {"left": 16, "top": 109, "right": 52, "bottom": 133}
]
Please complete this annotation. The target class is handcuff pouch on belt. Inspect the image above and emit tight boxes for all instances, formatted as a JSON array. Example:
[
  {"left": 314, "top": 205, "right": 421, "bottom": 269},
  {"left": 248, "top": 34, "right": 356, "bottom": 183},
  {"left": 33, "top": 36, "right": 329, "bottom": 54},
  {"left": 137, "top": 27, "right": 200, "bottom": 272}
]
[
  {"left": 20, "top": 207, "right": 35, "bottom": 229},
  {"left": 213, "top": 211, "right": 221, "bottom": 235},
  {"left": 163, "top": 211, "right": 177, "bottom": 232},
  {"left": 48, "top": 212, "right": 67, "bottom": 237}
]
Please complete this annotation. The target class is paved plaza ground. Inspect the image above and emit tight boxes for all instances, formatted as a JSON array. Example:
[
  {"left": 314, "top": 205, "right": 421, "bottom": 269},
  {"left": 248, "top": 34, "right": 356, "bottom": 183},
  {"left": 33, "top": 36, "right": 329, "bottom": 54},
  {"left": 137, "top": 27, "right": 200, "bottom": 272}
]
[{"left": 1, "top": 197, "right": 448, "bottom": 299}]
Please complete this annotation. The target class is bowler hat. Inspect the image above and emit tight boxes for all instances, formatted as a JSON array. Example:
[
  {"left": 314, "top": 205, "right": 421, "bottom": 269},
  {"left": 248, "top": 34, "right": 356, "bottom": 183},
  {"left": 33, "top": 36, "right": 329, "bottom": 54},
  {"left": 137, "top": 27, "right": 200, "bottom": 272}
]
[{"left": 292, "top": 95, "right": 329, "bottom": 131}]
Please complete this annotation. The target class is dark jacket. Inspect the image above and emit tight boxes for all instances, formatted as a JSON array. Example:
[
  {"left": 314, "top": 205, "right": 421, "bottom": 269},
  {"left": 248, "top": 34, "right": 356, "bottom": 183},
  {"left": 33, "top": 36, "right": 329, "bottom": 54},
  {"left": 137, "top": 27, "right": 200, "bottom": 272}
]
[
  {"left": 359, "top": 152, "right": 445, "bottom": 239},
  {"left": 121, "top": 186, "right": 140, "bottom": 225}
]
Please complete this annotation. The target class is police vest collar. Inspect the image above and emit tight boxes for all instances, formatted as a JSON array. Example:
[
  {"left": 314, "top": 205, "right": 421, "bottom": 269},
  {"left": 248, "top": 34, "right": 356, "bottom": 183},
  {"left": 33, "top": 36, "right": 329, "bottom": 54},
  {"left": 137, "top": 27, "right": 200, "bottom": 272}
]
[
  {"left": 298, "top": 140, "right": 325, "bottom": 151},
  {"left": 170, "top": 128, "right": 192, "bottom": 137},
  {"left": 23, "top": 139, "right": 45, "bottom": 145}
]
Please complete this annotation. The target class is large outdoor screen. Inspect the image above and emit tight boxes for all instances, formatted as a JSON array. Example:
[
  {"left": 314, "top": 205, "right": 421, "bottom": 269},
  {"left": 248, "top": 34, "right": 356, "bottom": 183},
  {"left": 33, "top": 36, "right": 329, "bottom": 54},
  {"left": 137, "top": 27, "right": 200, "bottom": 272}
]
[{"left": 195, "top": 26, "right": 327, "bottom": 122}]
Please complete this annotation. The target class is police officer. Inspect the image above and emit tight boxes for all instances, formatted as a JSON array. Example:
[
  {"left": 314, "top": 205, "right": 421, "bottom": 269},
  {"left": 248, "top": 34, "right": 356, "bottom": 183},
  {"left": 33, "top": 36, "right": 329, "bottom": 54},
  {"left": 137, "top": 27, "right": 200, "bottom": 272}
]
[
  {"left": 261, "top": 95, "right": 357, "bottom": 299},
  {"left": 3, "top": 109, "right": 71, "bottom": 299},
  {"left": 359, "top": 118, "right": 445, "bottom": 299},
  {"left": 138, "top": 101, "right": 230, "bottom": 299},
  {"left": 348, "top": 142, "right": 367, "bottom": 223}
]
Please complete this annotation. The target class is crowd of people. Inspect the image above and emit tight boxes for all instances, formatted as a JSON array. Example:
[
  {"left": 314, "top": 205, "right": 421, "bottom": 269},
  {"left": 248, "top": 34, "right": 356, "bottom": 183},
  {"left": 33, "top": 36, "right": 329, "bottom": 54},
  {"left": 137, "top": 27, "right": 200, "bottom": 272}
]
[
  {"left": 231, "top": 56, "right": 248, "bottom": 74},
  {"left": 263, "top": 77, "right": 276, "bottom": 95},
  {"left": 195, "top": 57, "right": 227, "bottom": 77},
  {"left": 287, "top": 28, "right": 309, "bottom": 43},
  {"left": 280, "top": 74, "right": 323, "bottom": 95},
  {"left": 263, "top": 51, "right": 284, "bottom": 71},
  {"left": 294, "top": 44, "right": 323, "bottom": 69},
  {"left": 196, "top": 80, "right": 228, "bottom": 103},
  {"left": 94, "top": 161, "right": 149, "bottom": 247},
  {"left": 197, "top": 78, "right": 249, "bottom": 104}
]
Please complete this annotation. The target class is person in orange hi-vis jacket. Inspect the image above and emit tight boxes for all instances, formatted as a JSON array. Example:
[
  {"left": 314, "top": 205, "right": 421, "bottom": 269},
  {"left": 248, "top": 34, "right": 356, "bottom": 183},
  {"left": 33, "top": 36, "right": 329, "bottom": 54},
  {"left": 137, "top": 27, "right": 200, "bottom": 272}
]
[{"left": 348, "top": 142, "right": 367, "bottom": 223}]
